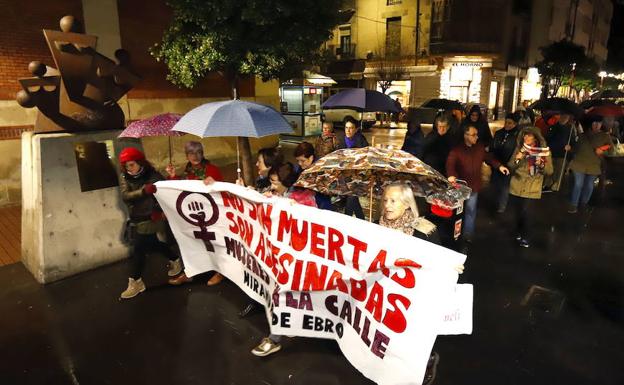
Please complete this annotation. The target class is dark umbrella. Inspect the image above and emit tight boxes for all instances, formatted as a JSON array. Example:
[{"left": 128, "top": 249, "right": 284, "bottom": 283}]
[
  {"left": 579, "top": 99, "right": 617, "bottom": 109},
  {"left": 322, "top": 88, "right": 399, "bottom": 112},
  {"left": 590, "top": 89, "right": 624, "bottom": 100},
  {"left": 586, "top": 104, "right": 624, "bottom": 118},
  {"left": 529, "top": 98, "right": 584, "bottom": 117},
  {"left": 421, "top": 98, "right": 463, "bottom": 111}
]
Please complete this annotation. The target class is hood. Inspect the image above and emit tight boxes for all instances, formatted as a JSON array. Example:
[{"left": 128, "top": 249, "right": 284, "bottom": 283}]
[
  {"left": 515, "top": 126, "right": 548, "bottom": 149},
  {"left": 468, "top": 104, "right": 482, "bottom": 118}
]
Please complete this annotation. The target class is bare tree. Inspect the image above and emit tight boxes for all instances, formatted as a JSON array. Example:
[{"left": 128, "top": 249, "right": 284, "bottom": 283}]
[{"left": 373, "top": 55, "right": 407, "bottom": 94}]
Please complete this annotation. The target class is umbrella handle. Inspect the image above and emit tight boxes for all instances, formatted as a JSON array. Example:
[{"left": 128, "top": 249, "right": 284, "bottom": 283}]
[
  {"left": 369, "top": 182, "right": 374, "bottom": 222},
  {"left": 236, "top": 139, "right": 241, "bottom": 180},
  {"left": 168, "top": 136, "right": 172, "bottom": 165}
]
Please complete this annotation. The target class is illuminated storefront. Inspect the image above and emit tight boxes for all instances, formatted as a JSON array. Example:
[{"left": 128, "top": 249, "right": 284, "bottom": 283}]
[
  {"left": 279, "top": 72, "right": 336, "bottom": 137},
  {"left": 439, "top": 58, "right": 491, "bottom": 104}
]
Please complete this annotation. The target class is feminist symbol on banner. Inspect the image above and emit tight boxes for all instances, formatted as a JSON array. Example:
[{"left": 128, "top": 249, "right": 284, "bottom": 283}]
[{"left": 176, "top": 192, "right": 219, "bottom": 251}]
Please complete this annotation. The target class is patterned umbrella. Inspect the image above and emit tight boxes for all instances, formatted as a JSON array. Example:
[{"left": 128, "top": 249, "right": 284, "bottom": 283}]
[
  {"left": 294, "top": 146, "right": 471, "bottom": 219},
  {"left": 119, "top": 113, "right": 184, "bottom": 163}
]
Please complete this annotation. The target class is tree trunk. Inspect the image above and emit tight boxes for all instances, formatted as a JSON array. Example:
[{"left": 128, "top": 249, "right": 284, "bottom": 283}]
[{"left": 229, "top": 72, "right": 255, "bottom": 186}]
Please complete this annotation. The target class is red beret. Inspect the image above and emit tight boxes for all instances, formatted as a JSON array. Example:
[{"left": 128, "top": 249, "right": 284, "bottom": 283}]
[{"left": 119, "top": 147, "right": 145, "bottom": 163}]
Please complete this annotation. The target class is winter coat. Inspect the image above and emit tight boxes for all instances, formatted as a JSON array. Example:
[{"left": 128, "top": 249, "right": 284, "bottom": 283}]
[
  {"left": 569, "top": 131, "right": 613, "bottom": 176},
  {"left": 546, "top": 122, "right": 576, "bottom": 158},
  {"left": 490, "top": 125, "right": 520, "bottom": 164},
  {"left": 336, "top": 131, "right": 369, "bottom": 149},
  {"left": 446, "top": 142, "right": 501, "bottom": 192},
  {"left": 507, "top": 126, "right": 554, "bottom": 199},
  {"left": 401, "top": 127, "right": 437, "bottom": 159},
  {"left": 119, "top": 167, "right": 166, "bottom": 234},
  {"left": 422, "top": 131, "right": 453, "bottom": 175},
  {"left": 314, "top": 134, "right": 339, "bottom": 158}
]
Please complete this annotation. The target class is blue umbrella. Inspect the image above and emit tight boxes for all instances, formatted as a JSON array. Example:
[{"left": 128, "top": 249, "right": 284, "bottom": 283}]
[
  {"left": 172, "top": 99, "right": 293, "bottom": 138},
  {"left": 173, "top": 99, "right": 293, "bottom": 178},
  {"left": 322, "top": 88, "right": 400, "bottom": 113}
]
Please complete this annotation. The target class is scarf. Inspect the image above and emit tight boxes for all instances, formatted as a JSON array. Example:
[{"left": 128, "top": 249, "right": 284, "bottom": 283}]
[
  {"left": 345, "top": 136, "right": 355, "bottom": 148},
  {"left": 522, "top": 143, "right": 550, "bottom": 176},
  {"left": 379, "top": 209, "right": 437, "bottom": 237},
  {"left": 184, "top": 159, "right": 209, "bottom": 180}
]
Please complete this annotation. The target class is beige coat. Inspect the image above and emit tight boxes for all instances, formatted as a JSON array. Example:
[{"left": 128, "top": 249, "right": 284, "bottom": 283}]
[{"left": 507, "top": 126, "right": 554, "bottom": 199}]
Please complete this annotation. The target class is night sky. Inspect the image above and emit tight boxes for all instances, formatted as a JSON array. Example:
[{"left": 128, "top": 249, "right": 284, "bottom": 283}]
[{"left": 607, "top": 0, "right": 624, "bottom": 70}]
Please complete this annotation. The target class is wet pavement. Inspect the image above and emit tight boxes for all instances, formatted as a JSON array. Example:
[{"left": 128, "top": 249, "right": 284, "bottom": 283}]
[{"left": 1, "top": 134, "right": 623, "bottom": 385}]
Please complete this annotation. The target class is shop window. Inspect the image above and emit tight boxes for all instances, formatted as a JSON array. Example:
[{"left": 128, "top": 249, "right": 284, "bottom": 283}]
[
  {"left": 282, "top": 88, "right": 303, "bottom": 113},
  {"left": 385, "top": 17, "right": 401, "bottom": 57}
]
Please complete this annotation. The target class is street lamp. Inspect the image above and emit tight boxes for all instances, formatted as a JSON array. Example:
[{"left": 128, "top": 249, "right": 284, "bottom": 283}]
[{"left": 599, "top": 71, "right": 607, "bottom": 89}]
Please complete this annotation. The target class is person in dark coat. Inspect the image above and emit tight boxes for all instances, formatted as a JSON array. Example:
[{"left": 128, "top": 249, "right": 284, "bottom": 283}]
[
  {"left": 402, "top": 120, "right": 438, "bottom": 159},
  {"left": 252, "top": 147, "right": 284, "bottom": 193},
  {"left": 422, "top": 114, "right": 457, "bottom": 175},
  {"left": 446, "top": 125, "right": 509, "bottom": 244},
  {"left": 544, "top": 113, "right": 576, "bottom": 191},
  {"left": 336, "top": 119, "right": 369, "bottom": 149},
  {"left": 337, "top": 120, "right": 369, "bottom": 219},
  {"left": 461, "top": 105, "right": 492, "bottom": 147},
  {"left": 490, "top": 112, "right": 521, "bottom": 213},
  {"left": 118, "top": 147, "right": 178, "bottom": 299}
]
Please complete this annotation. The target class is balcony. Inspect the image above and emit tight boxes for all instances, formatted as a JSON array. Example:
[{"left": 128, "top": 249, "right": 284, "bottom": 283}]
[{"left": 329, "top": 44, "right": 357, "bottom": 60}]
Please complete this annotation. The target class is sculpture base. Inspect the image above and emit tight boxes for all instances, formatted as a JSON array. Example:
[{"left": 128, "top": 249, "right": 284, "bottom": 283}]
[{"left": 21, "top": 130, "right": 135, "bottom": 283}]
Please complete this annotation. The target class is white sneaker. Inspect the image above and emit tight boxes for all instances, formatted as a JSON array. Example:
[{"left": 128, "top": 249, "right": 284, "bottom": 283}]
[
  {"left": 251, "top": 337, "right": 281, "bottom": 357},
  {"left": 167, "top": 258, "right": 183, "bottom": 277},
  {"left": 120, "top": 278, "right": 146, "bottom": 299}
]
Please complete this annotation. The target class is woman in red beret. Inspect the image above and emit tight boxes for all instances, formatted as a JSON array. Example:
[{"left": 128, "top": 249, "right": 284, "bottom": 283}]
[{"left": 118, "top": 147, "right": 179, "bottom": 299}]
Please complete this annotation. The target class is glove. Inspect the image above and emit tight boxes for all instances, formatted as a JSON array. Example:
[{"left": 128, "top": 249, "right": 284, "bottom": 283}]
[
  {"left": 150, "top": 211, "right": 164, "bottom": 222},
  {"left": 143, "top": 183, "right": 157, "bottom": 195}
]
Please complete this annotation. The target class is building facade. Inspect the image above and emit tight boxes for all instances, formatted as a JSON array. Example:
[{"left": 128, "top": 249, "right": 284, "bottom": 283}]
[
  {"left": 523, "top": 0, "right": 613, "bottom": 101},
  {"left": 324, "top": 0, "right": 533, "bottom": 119}
]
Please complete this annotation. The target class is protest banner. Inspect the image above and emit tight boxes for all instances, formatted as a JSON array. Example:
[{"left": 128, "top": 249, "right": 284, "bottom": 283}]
[{"left": 155, "top": 180, "right": 471, "bottom": 385}]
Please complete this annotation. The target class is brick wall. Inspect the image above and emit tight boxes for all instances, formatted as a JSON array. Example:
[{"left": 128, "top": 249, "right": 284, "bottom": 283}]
[
  {"left": 117, "top": 0, "right": 254, "bottom": 99},
  {"left": 0, "top": 0, "right": 83, "bottom": 100}
]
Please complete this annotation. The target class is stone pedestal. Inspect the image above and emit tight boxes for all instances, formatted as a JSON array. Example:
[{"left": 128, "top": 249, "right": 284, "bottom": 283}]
[{"left": 21, "top": 130, "right": 136, "bottom": 283}]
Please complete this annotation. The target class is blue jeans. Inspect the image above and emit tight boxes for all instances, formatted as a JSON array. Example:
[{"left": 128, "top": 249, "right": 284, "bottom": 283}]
[
  {"left": 570, "top": 171, "right": 598, "bottom": 207},
  {"left": 463, "top": 192, "right": 479, "bottom": 239}
]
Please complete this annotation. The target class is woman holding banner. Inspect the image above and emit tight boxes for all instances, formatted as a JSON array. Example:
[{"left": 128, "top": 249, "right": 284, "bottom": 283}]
[
  {"left": 118, "top": 147, "right": 179, "bottom": 299},
  {"left": 166, "top": 141, "right": 225, "bottom": 286}
]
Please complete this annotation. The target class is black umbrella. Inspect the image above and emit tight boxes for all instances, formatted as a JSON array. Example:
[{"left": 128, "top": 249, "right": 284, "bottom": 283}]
[
  {"left": 529, "top": 97, "right": 584, "bottom": 117},
  {"left": 421, "top": 98, "right": 463, "bottom": 111},
  {"left": 590, "top": 89, "right": 624, "bottom": 100}
]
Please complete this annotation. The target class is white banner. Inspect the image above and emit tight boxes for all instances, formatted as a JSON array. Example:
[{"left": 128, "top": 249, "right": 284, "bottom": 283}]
[{"left": 155, "top": 180, "right": 471, "bottom": 385}]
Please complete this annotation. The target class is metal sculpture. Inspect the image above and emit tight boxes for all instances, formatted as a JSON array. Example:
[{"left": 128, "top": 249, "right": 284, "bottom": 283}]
[{"left": 16, "top": 15, "right": 140, "bottom": 133}]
